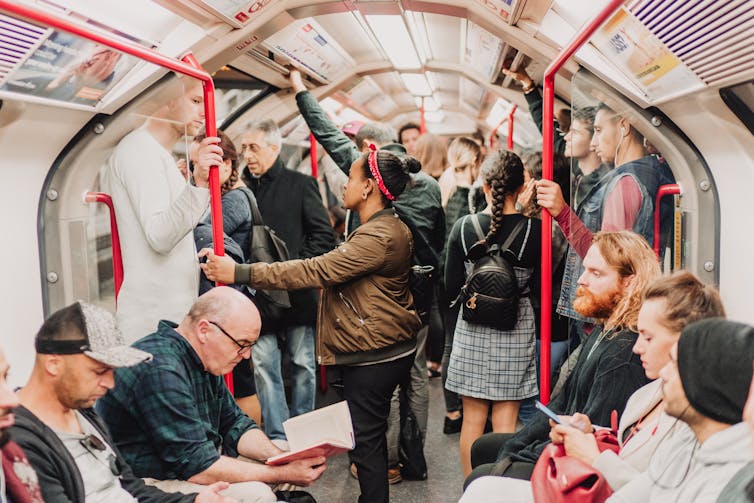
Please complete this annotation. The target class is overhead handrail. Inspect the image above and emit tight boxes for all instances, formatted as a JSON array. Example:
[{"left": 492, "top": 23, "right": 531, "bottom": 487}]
[
  {"left": 654, "top": 184, "right": 681, "bottom": 257},
  {"left": 507, "top": 104, "right": 517, "bottom": 150},
  {"left": 0, "top": 1, "right": 233, "bottom": 391},
  {"left": 84, "top": 193, "right": 123, "bottom": 303},
  {"left": 539, "top": 0, "right": 625, "bottom": 404}
]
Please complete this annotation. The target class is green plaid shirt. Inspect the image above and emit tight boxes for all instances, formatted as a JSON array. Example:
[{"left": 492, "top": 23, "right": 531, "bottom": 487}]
[{"left": 97, "top": 321, "right": 257, "bottom": 479}]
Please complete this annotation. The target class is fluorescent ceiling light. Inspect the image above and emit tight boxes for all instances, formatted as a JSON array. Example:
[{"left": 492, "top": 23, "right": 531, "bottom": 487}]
[
  {"left": 405, "top": 11, "right": 432, "bottom": 63},
  {"left": 414, "top": 96, "right": 441, "bottom": 112},
  {"left": 366, "top": 14, "right": 422, "bottom": 70},
  {"left": 401, "top": 73, "right": 433, "bottom": 96},
  {"left": 425, "top": 111, "right": 446, "bottom": 123}
]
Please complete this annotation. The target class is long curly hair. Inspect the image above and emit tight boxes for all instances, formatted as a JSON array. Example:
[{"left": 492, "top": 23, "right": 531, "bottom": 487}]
[
  {"left": 479, "top": 149, "right": 525, "bottom": 246},
  {"left": 593, "top": 231, "right": 661, "bottom": 334}
]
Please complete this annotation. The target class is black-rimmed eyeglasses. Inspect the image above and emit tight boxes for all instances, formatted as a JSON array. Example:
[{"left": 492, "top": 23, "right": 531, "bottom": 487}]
[
  {"left": 80, "top": 434, "right": 121, "bottom": 477},
  {"left": 208, "top": 320, "right": 255, "bottom": 355}
]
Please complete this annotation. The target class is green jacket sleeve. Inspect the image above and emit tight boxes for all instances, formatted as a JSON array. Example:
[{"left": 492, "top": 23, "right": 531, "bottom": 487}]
[
  {"left": 524, "top": 88, "right": 566, "bottom": 155},
  {"left": 235, "top": 227, "right": 387, "bottom": 290},
  {"left": 295, "top": 90, "right": 361, "bottom": 175}
]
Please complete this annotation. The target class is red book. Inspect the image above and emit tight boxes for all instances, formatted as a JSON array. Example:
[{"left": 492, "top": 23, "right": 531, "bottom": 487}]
[{"left": 266, "top": 401, "right": 354, "bottom": 466}]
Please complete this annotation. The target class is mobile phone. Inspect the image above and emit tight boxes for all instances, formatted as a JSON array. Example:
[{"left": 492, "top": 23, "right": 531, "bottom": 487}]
[{"left": 535, "top": 400, "right": 564, "bottom": 425}]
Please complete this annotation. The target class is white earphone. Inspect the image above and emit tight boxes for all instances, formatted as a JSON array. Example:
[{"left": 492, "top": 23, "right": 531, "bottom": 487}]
[{"left": 620, "top": 126, "right": 627, "bottom": 137}]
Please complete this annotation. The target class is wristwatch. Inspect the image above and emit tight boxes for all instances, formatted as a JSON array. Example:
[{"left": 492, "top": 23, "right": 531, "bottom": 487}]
[{"left": 522, "top": 81, "right": 536, "bottom": 93}]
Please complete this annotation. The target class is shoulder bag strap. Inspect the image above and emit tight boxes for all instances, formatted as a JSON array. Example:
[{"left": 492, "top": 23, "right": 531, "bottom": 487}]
[{"left": 237, "top": 186, "right": 264, "bottom": 260}]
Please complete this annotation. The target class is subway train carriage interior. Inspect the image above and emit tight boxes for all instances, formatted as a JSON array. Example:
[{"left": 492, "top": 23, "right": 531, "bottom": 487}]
[{"left": 2, "top": 0, "right": 754, "bottom": 501}]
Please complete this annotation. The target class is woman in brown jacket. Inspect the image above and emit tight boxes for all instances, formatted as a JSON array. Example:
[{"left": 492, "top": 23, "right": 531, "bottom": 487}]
[{"left": 200, "top": 146, "right": 423, "bottom": 503}]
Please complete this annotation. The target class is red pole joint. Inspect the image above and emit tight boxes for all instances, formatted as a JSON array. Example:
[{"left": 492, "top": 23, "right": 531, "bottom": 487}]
[
  {"left": 85, "top": 192, "right": 123, "bottom": 303},
  {"left": 539, "top": 0, "right": 625, "bottom": 404},
  {"left": 653, "top": 184, "right": 680, "bottom": 257}
]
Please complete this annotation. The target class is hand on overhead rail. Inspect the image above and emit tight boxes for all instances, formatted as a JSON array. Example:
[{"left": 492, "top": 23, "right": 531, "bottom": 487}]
[
  {"left": 198, "top": 248, "right": 237, "bottom": 284},
  {"left": 193, "top": 137, "right": 224, "bottom": 189},
  {"left": 194, "top": 481, "right": 239, "bottom": 503},
  {"left": 535, "top": 179, "right": 567, "bottom": 218},
  {"left": 501, "top": 62, "right": 534, "bottom": 92},
  {"left": 289, "top": 69, "right": 307, "bottom": 94}
]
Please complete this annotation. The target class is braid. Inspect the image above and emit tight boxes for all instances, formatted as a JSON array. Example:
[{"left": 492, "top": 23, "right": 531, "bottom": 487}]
[
  {"left": 485, "top": 179, "right": 507, "bottom": 245},
  {"left": 479, "top": 149, "right": 525, "bottom": 245}
]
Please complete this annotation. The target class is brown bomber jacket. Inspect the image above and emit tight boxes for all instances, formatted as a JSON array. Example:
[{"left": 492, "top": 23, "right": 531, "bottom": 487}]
[{"left": 234, "top": 208, "right": 421, "bottom": 365}]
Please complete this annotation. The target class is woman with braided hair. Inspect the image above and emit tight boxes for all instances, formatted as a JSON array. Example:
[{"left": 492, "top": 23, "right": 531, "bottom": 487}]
[
  {"left": 444, "top": 149, "right": 541, "bottom": 476},
  {"left": 201, "top": 146, "right": 423, "bottom": 503}
]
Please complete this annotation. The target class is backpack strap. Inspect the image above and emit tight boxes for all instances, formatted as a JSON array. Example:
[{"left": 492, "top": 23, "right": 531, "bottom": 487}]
[
  {"left": 460, "top": 214, "right": 485, "bottom": 256},
  {"left": 498, "top": 219, "right": 529, "bottom": 259}
]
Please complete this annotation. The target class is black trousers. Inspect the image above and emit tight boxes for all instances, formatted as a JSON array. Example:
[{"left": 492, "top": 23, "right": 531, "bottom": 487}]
[{"left": 342, "top": 354, "right": 414, "bottom": 503}]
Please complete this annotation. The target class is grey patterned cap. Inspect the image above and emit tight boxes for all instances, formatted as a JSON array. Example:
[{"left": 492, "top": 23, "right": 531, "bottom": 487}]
[{"left": 35, "top": 301, "right": 152, "bottom": 368}]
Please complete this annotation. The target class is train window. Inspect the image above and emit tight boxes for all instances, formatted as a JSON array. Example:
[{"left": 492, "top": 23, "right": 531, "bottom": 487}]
[
  {"left": 40, "top": 75, "right": 209, "bottom": 315},
  {"left": 720, "top": 82, "right": 754, "bottom": 138},
  {"left": 567, "top": 70, "right": 718, "bottom": 283}
]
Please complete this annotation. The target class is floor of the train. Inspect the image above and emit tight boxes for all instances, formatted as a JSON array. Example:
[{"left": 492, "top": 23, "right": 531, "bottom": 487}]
[{"left": 307, "top": 376, "right": 465, "bottom": 503}]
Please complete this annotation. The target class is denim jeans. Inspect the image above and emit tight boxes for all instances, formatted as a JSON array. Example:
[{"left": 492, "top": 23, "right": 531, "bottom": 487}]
[
  {"left": 251, "top": 324, "right": 316, "bottom": 440},
  {"left": 518, "top": 339, "right": 571, "bottom": 424}
]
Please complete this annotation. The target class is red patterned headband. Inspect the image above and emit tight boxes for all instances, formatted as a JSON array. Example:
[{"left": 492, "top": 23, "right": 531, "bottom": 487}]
[{"left": 367, "top": 144, "right": 396, "bottom": 201}]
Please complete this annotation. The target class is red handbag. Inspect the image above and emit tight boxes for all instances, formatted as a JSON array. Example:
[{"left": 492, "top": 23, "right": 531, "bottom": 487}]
[{"left": 530, "top": 444, "right": 614, "bottom": 503}]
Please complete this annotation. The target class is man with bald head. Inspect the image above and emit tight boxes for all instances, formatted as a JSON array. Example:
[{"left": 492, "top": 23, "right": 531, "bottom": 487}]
[{"left": 97, "top": 287, "right": 326, "bottom": 502}]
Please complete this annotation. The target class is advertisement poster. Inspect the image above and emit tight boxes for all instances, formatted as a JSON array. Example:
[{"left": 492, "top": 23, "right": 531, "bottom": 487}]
[
  {"left": 198, "top": 0, "right": 272, "bottom": 25},
  {"left": 592, "top": 7, "right": 703, "bottom": 100},
  {"left": 1, "top": 26, "right": 141, "bottom": 106},
  {"left": 474, "top": 0, "right": 516, "bottom": 22},
  {"left": 464, "top": 22, "right": 503, "bottom": 82},
  {"left": 263, "top": 19, "right": 350, "bottom": 83}
]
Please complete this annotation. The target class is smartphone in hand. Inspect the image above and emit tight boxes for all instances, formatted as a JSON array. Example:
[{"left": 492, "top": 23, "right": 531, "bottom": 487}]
[{"left": 535, "top": 400, "right": 567, "bottom": 426}]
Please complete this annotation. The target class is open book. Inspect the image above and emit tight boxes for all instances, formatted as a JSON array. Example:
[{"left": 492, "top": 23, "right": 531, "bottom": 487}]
[{"left": 266, "top": 401, "right": 355, "bottom": 466}]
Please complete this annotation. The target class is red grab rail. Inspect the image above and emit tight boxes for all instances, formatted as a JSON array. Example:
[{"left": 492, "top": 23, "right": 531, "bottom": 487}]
[
  {"left": 0, "top": 1, "right": 233, "bottom": 391},
  {"left": 310, "top": 133, "right": 319, "bottom": 178},
  {"left": 507, "top": 104, "right": 517, "bottom": 150},
  {"left": 539, "top": 0, "right": 625, "bottom": 404},
  {"left": 654, "top": 184, "right": 680, "bottom": 257},
  {"left": 85, "top": 193, "right": 124, "bottom": 302}
]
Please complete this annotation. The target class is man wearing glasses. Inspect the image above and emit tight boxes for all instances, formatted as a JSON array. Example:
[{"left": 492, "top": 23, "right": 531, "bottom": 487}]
[
  {"left": 97, "top": 287, "right": 326, "bottom": 502},
  {"left": 11, "top": 300, "right": 234, "bottom": 502}
]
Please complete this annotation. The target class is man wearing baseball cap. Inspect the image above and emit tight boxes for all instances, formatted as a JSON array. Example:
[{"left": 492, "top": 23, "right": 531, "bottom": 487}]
[
  {"left": 609, "top": 318, "right": 754, "bottom": 502},
  {"left": 10, "top": 301, "right": 234, "bottom": 503}
]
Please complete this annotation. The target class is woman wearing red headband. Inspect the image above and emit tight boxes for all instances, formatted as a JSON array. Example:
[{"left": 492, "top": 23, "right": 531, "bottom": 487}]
[{"left": 201, "top": 146, "right": 422, "bottom": 503}]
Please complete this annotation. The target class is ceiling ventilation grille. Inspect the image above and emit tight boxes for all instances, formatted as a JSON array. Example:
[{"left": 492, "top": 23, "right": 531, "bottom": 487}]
[
  {"left": 0, "top": 14, "right": 47, "bottom": 82},
  {"left": 628, "top": 0, "right": 754, "bottom": 86}
]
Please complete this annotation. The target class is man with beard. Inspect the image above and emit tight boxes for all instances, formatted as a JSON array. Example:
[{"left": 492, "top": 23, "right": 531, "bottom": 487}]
[
  {"left": 0, "top": 348, "right": 44, "bottom": 502},
  {"left": 464, "top": 230, "right": 658, "bottom": 485},
  {"left": 10, "top": 301, "right": 235, "bottom": 502}
]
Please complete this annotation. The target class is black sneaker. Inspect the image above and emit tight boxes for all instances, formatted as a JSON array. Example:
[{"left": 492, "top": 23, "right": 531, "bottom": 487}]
[
  {"left": 443, "top": 414, "right": 462, "bottom": 434},
  {"left": 274, "top": 490, "right": 317, "bottom": 503}
]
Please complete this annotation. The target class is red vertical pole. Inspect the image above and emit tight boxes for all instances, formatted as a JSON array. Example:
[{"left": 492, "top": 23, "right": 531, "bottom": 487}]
[
  {"left": 420, "top": 97, "right": 427, "bottom": 134},
  {"left": 309, "top": 133, "right": 318, "bottom": 178},
  {"left": 182, "top": 54, "right": 232, "bottom": 393},
  {"left": 539, "top": 0, "right": 625, "bottom": 404},
  {"left": 507, "top": 104, "right": 517, "bottom": 150},
  {"left": 85, "top": 193, "right": 123, "bottom": 303}
]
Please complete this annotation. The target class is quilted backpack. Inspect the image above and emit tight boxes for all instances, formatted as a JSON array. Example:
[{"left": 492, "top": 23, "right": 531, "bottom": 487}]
[{"left": 457, "top": 216, "right": 528, "bottom": 331}]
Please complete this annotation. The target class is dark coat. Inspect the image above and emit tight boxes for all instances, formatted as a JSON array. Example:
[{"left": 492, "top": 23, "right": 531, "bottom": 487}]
[
  {"left": 10, "top": 406, "right": 195, "bottom": 503},
  {"left": 242, "top": 156, "right": 336, "bottom": 327}
]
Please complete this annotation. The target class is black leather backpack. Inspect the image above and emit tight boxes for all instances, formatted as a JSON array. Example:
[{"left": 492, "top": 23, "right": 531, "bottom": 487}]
[{"left": 457, "top": 216, "right": 528, "bottom": 331}]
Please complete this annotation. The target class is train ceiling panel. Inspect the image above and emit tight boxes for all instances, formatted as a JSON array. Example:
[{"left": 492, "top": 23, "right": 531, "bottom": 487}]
[
  {"left": 422, "top": 12, "right": 461, "bottom": 64},
  {"left": 313, "top": 12, "right": 382, "bottom": 65}
]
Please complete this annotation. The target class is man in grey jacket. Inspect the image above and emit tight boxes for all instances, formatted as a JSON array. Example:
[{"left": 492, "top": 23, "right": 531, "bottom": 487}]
[{"left": 609, "top": 318, "right": 754, "bottom": 502}]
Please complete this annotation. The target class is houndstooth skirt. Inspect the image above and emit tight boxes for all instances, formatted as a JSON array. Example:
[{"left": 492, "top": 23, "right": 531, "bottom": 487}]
[{"left": 445, "top": 295, "right": 538, "bottom": 402}]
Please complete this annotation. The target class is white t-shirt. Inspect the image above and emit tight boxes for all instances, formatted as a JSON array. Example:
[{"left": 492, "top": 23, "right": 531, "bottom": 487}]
[
  {"left": 56, "top": 412, "right": 136, "bottom": 503},
  {"left": 100, "top": 128, "right": 210, "bottom": 343}
]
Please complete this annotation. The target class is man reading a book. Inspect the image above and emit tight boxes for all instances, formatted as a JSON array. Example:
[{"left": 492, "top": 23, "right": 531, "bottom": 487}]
[{"left": 97, "top": 287, "right": 326, "bottom": 502}]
